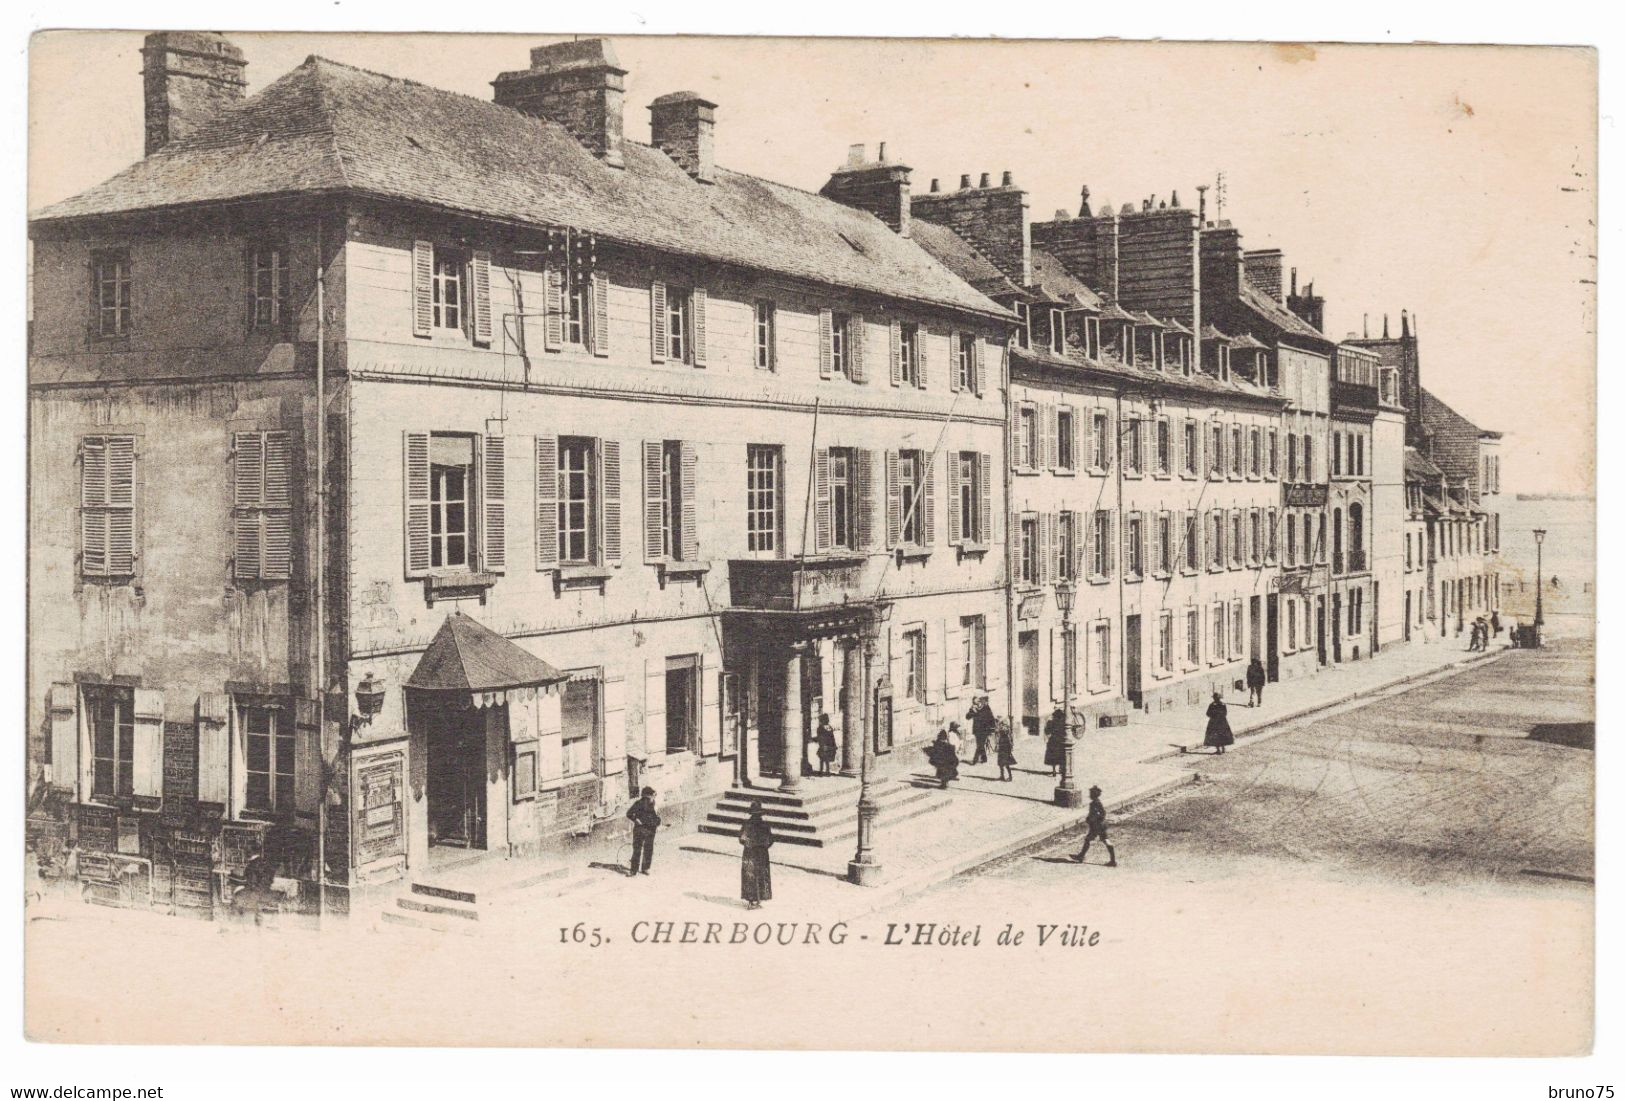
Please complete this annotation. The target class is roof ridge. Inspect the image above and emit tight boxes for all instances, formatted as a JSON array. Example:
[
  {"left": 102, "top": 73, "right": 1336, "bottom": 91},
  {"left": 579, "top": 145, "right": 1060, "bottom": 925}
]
[{"left": 304, "top": 57, "right": 354, "bottom": 191}]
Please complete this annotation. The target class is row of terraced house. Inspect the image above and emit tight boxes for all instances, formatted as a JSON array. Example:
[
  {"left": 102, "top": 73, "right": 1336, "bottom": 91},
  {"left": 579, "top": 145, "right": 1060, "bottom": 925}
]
[{"left": 25, "top": 33, "right": 1503, "bottom": 916}]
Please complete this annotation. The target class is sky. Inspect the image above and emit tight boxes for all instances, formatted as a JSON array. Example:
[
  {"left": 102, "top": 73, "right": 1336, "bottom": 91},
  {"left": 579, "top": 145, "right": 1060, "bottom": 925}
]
[{"left": 28, "top": 32, "right": 1597, "bottom": 494}]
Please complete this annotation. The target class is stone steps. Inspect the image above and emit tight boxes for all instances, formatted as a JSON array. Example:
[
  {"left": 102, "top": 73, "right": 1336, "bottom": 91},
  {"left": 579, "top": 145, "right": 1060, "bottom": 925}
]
[{"left": 698, "top": 778, "right": 948, "bottom": 848}]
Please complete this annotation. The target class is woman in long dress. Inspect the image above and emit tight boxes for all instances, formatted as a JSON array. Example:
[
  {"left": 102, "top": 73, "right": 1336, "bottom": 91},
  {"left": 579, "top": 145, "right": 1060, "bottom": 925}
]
[
  {"left": 995, "top": 720, "right": 1018, "bottom": 782},
  {"left": 739, "top": 800, "right": 774, "bottom": 908},
  {"left": 1204, "top": 691, "right": 1235, "bottom": 754},
  {"left": 924, "top": 731, "right": 960, "bottom": 789},
  {"left": 1043, "top": 708, "right": 1068, "bottom": 776}
]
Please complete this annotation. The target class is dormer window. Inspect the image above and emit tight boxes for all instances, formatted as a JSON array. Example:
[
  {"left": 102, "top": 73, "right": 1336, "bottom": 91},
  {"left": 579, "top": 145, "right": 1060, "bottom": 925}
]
[
  {"left": 1049, "top": 308, "right": 1064, "bottom": 355},
  {"left": 1218, "top": 345, "right": 1231, "bottom": 381},
  {"left": 1085, "top": 316, "right": 1101, "bottom": 360},
  {"left": 1014, "top": 301, "right": 1031, "bottom": 349}
]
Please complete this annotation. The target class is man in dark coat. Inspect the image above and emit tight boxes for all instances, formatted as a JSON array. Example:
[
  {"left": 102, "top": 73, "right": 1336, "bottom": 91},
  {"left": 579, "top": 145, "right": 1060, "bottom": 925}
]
[
  {"left": 1043, "top": 708, "right": 1068, "bottom": 776},
  {"left": 967, "top": 696, "right": 995, "bottom": 764},
  {"left": 627, "top": 786, "right": 661, "bottom": 876},
  {"left": 1246, "top": 658, "right": 1267, "bottom": 707},
  {"left": 739, "top": 800, "right": 774, "bottom": 909},
  {"left": 1204, "top": 691, "right": 1234, "bottom": 754},
  {"left": 1072, "top": 786, "right": 1117, "bottom": 866}
]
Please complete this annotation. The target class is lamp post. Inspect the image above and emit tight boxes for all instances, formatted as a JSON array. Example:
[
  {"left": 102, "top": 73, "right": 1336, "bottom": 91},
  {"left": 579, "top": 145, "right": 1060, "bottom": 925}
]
[
  {"left": 1533, "top": 528, "right": 1547, "bottom": 642},
  {"left": 1053, "top": 581, "right": 1083, "bottom": 808},
  {"left": 848, "top": 599, "right": 891, "bottom": 885}
]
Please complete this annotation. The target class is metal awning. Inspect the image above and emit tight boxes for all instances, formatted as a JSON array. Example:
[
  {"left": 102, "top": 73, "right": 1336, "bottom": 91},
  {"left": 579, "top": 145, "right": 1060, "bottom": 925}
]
[{"left": 405, "top": 611, "right": 569, "bottom": 708}]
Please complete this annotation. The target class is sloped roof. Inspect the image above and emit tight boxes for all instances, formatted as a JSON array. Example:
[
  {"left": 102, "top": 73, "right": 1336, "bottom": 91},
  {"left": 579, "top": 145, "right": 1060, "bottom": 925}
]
[
  {"left": 32, "top": 56, "right": 1006, "bottom": 319},
  {"left": 1421, "top": 389, "right": 1488, "bottom": 444},
  {"left": 1029, "top": 247, "right": 1103, "bottom": 310},
  {"left": 1405, "top": 447, "right": 1443, "bottom": 479},
  {"left": 1010, "top": 346, "right": 1281, "bottom": 407},
  {"left": 910, "top": 219, "right": 1027, "bottom": 301},
  {"left": 405, "top": 611, "right": 568, "bottom": 693},
  {"left": 1238, "top": 283, "right": 1332, "bottom": 347}
]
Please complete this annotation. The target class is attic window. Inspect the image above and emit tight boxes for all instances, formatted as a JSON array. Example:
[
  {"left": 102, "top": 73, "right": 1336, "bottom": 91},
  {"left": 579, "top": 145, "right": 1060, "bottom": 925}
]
[{"left": 838, "top": 232, "right": 867, "bottom": 256}]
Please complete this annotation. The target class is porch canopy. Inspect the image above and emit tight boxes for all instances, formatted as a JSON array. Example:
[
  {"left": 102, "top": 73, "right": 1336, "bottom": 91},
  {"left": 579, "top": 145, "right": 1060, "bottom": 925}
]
[{"left": 405, "top": 611, "right": 569, "bottom": 708}]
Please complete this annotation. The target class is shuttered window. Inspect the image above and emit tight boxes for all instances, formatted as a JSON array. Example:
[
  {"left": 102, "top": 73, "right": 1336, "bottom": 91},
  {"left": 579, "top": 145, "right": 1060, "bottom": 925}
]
[
  {"left": 402, "top": 431, "right": 506, "bottom": 578},
  {"left": 242, "top": 702, "right": 295, "bottom": 817},
  {"left": 233, "top": 430, "right": 294, "bottom": 581},
  {"left": 644, "top": 440, "right": 699, "bottom": 562},
  {"left": 535, "top": 436, "right": 620, "bottom": 569},
  {"left": 81, "top": 434, "right": 136, "bottom": 579},
  {"left": 86, "top": 685, "right": 135, "bottom": 800}
]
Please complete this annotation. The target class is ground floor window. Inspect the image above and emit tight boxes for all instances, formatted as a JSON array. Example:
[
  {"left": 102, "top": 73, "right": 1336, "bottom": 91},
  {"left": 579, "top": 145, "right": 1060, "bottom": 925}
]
[
  {"left": 960, "top": 616, "right": 987, "bottom": 690},
  {"left": 86, "top": 685, "right": 135, "bottom": 801},
  {"left": 242, "top": 702, "right": 295, "bottom": 816},
  {"left": 1159, "top": 611, "right": 1174, "bottom": 673},
  {"left": 1186, "top": 609, "right": 1200, "bottom": 666},
  {"left": 1091, "top": 622, "right": 1112, "bottom": 688},
  {"left": 665, "top": 655, "right": 700, "bottom": 753},
  {"left": 562, "top": 676, "right": 600, "bottom": 777},
  {"left": 903, "top": 627, "right": 928, "bottom": 703}
]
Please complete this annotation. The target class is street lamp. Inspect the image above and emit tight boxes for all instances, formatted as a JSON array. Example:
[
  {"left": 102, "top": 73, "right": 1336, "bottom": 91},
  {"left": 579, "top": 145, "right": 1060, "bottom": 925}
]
[
  {"left": 1533, "top": 528, "right": 1547, "bottom": 640},
  {"left": 1053, "top": 581, "right": 1083, "bottom": 808},
  {"left": 848, "top": 598, "right": 892, "bottom": 885}
]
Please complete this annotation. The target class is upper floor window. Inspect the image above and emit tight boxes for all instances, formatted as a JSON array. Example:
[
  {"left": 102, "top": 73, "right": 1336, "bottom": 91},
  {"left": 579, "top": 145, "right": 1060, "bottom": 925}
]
[
  {"left": 1015, "top": 302, "right": 1031, "bottom": 350},
  {"left": 1049, "top": 309, "right": 1065, "bottom": 355},
  {"left": 1287, "top": 434, "right": 1300, "bottom": 481},
  {"left": 556, "top": 437, "right": 598, "bottom": 565},
  {"left": 564, "top": 268, "right": 590, "bottom": 347},
  {"left": 755, "top": 300, "right": 775, "bottom": 370},
  {"left": 407, "top": 430, "right": 509, "bottom": 578},
  {"left": 1091, "top": 510, "right": 1113, "bottom": 579},
  {"left": 1182, "top": 420, "right": 1199, "bottom": 476},
  {"left": 954, "top": 333, "right": 975, "bottom": 392},
  {"left": 828, "top": 447, "right": 857, "bottom": 551},
  {"left": 1090, "top": 411, "right": 1110, "bottom": 471},
  {"left": 1154, "top": 419, "right": 1172, "bottom": 476},
  {"left": 1057, "top": 511, "right": 1077, "bottom": 582},
  {"left": 433, "top": 250, "right": 464, "bottom": 331},
  {"left": 1268, "top": 429, "right": 1280, "bottom": 479},
  {"left": 831, "top": 312, "right": 852, "bottom": 378},
  {"left": 897, "top": 450, "right": 927, "bottom": 547},
  {"left": 233, "top": 430, "right": 293, "bottom": 582},
  {"left": 1249, "top": 428, "right": 1263, "bottom": 477},
  {"left": 667, "top": 288, "right": 692, "bottom": 363},
  {"left": 250, "top": 243, "right": 291, "bottom": 335},
  {"left": 1302, "top": 434, "right": 1314, "bottom": 482},
  {"left": 1209, "top": 424, "right": 1225, "bottom": 478},
  {"left": 92, "top": 248, "right": 131, "bottom": 338},
  {"left": 1230, "top": 425, "right": 1244, "bottom": 477},
  {"left": 1123, "top": 417, "right": 1145, "bottom": 476},
  {"left": 1056, "top": 408, "right": 1076, "bottom": 472},
  {"left": 1018, "top": 406, "right": 1039, "bottom": 472},
  {"left": 647, "top": 440, "right": 699, "bottom": 563},
  {"left": 1019, "top": 516, "right": 1039, "bottom": 586},
  {"left": 1184, "top": 510, "right": 1200, "bottom": 572},
  {"left": 898, "top": 323, "right": 920, "bottom": 387},
  {"left": 430, "top": 434, "right": 476, "bottom": 570},
  {"left": 954, "top": 452, "right": 987, "bottom": 545},
  {"left": 81, "top": 434, "right": 137, "bottom": 579},
  {"left": 746, "top": 445, "right": 782, "bottom": 555}
]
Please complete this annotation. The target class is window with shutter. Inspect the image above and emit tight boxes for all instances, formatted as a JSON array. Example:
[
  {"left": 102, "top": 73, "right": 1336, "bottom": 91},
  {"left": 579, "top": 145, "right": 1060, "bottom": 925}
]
[
  {"left": 544, "top": 267, "right": 566, "bottom": 352},
  {"left": 813, "top": 448, "right": 832, "bottom": 553},
  {"left": 818, "top": 309, "right": 834, "bottom": 379},
  {"left": 81, "top": 434, "right": 137, "bottom": 579},
  {"left": 921, "top": 452, "right": 935, "bottom": 546},
  {"left": 601, "top": 439, "right": 622, "bottom": 565},
  {"left": 678, "top": 442, "right": 698, "bottom": 561},
  {"left": 648, "top": 280, "right": 667, "bottom": 361},
  {"left": 642, "top": 441, "right": 664, "bottom": 563},
  {"left": 690, "top": 288, "right": 708, "bottom": 367},
  {"left": 972, "top": 337, "right": 985, "bottom": 395},
  {"left": 886, "top": 451, "right": 902, "bottom": 549},
  {"left": 234, "top": 430, "right": 294, "bottom": 581},
  {"left": 855, "top": 449, "right": 875, "bottom": 550},
  {"left": 889, "top": 321, "right": 903, "bottom": 387},
  {"left": 591, "top": 271, "right": 611, "bottom": 357},
  {"left": 978, "top": 453, "right": 993, "bottom": 545},
  {"left": 947, "top": 452, "right": 963, "bottom": 546},
  {"left": 411, "top": 241, "right": 434, "bottom": 337},
  {"left": 848, "top": 315, "right": 867, "bottom": 382}
]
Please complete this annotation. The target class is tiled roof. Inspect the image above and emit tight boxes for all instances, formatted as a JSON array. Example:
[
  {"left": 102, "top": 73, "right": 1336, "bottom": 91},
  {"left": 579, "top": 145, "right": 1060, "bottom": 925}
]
[
  {"left": 1238, "top": 283, "right": 1332, "bottom": 347},
  {"left": 1405, "top": 447, "right": 1443, "bottom": 479},
  {"left": 32, "top": 56, "right": 1007, "bottom": 319},
  {"left": 910, "top": 220, "right": 1027, "bottom": 301},
  {"left": 1420, "top": 388, "right": 1494, "bottom": 485},
  {"left": 1029, "top": 247, "right": 1102, "bottom": 309},
  {"left": 1010, "top": 346, "right": 1281, "bottom": 406}
]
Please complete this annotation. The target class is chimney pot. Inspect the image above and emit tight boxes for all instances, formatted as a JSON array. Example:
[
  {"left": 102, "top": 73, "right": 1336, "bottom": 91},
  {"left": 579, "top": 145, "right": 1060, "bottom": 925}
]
[
  {"left": 877, "top": 141, "right": 887, "bottom": 163},
  {"left": 1079, "top": 185, "right": 1092, "bottom": 218},
  {"left": 929, "top": 178, "right": 940, "bottom": 193},
  {"left": 847, "top": 143, "right": 866, "bottom": 167},
  {"left": 494, "top": 37, "right": 627, "bottom": 167},
  {"left": 1170, "top": 189, "right": 1181, "bottom": 208},
  {"left": 1054, "top": 209, "right": 1071, "bottom": 220},
  {"left": 1001, "top": 170, "right": 1013, "bottom": 187},
  {"left": 979, "top": 172, "right": 991, "bottom": 188},
  {"left": 959, "top": 174, "right": 972, "bottom": 189},
  {"left": 821, "top": 143, "right": 913, "bottom": 236},
  {"left": 141, "top": 31, "right": 247, "bottom": 155}
]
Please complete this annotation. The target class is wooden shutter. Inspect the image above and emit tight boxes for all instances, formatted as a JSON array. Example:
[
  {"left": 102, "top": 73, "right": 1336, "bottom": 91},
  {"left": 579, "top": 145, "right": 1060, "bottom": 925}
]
[
  {"left": 129, "top": 688, "right": 163, "bottom": 799},
  {"left": 535, "top": 437, "right": 559, "bottom": 569},
  {"left": 849, "top": 314, "right": 866, "bottom": 382},
  {"left": 49, "top": 683, "right": 78, "bottom": 792},
  {"left": 1008, "top": 511, "right": 1021, "bottom": 582},
  {"left": 471, "top": 250, "right": 493, "bottom": 345},
  {"left": 196, "top": 693, "right": 231, "bottom": 806},
  {"left": 691, "top": 287, "right": 708, "bottom": 367},
  {"left": 947, "top": 453, "right": 962, "bottom": 546},
  {"left": 234, "top": 432, "right": 264, "bottom": 508},
  {"left": 643, "top": 661, "right": 667, "bottom": 762},
  {"left": 601, "top": 439, "right": 622, "bottom": 566},
  {"left": 102, "top": 435, "right": 135, "bottom": 577},
  {"left": 1084, "top": 510, "right": 1097, "bottom": 578},
  {"left": 649, "top": 280, "right": 668, "bottom": 361},
  {"left": 590, "top": 271, "right": 611, "bottom": 357},
  {"left": 642, "top": 441, "right": 665, "bottom": 562},
  {"left": 972, "top": 338, "right": 986, "bottom": 395},
  {"left": 412, "top": 241, "right": 434, "bottom": 337},
  {"left": 818, "top": 309, "right": 834, "bottom": 379},
  {"left": 262, "top": 431, "right": 292, "bottom": 580},
  {"left": 978, "top": 453, "right": 993, "bottom": 545},
  {"left": 679, "top": 441, "right": 698, "bottom": 562},
  {"left": 1073, "top": 510, "right": 1088, "bottom": 579},
  {"left": 537, "top": 693, "right": 563, "bottom": 787},
  {"left": 885, "top": 451, "right": 901, "bottom": 549},
  {"left": 1040, "top": 511, "right": 1055, "bottom": 585},
  {"left": 916, "top": 327, "right": 929, "bottom": 390},
  {"left": 544, "top": 268, "right": 565, "bottom": 351},
  {"left": 481, "top": 434, "right": 507, "bottom": 573},
  {"left": 921, "top": 453, "right": 936, "bottom": 546},
  {"left": 850, "top": 449, "right": 873, "bottom": 549},
  {"left": 1044, "top": 404, "right": 1058, "bottom": 471},
  {"left": 1104, "top": 513, "right": 1115, "bottom": 578},
  {"left": 889, "top": 320, "right": 903, "bottom": 386},
  {"left": 403, "top": 432, "right": 431, "bottom": 578},
  {"left": 601, "top": 675, "right": 627, "bottom": 776},
  {"left": 813, "top": 447, "right": 831, "bottom": 553},
  {"left": 948, "top": 331, "right": 962, "bottom": 392},
  {"left": 1068, "top": 410, "right": 1081, "bottom": 471},
  {"left": 291, "top": 697, "right": 320, "bottom": 818},
  {"left": 263, "top": 431, "right": 291, "bottom": 506},
  {"left": 262, "top": 511, "right": 292, "bottom": 581}
]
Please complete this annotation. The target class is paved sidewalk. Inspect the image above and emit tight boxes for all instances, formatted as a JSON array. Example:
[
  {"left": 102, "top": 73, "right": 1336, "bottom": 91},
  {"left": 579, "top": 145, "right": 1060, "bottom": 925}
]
[{"left": 456, "top": 634, "right": 1509, "bottom": 935}]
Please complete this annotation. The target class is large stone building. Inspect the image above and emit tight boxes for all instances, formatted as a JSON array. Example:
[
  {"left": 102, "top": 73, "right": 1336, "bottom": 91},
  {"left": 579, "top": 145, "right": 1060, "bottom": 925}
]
[{"left": 27, "top": 34, "right": 1011, "bottom": 913}]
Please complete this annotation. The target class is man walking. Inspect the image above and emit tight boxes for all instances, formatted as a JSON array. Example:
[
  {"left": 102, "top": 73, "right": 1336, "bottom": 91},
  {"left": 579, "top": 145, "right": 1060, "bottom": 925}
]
[
  {"left": 1072, "top": 786, "right": 1117, "bottom": 867},
  {"left": 627, "top": 786, "right": 661, "bottom": 876},
  {"left": 967, "top": 696, "right": 995, "bottom": 765},
  {"left": 1246, "top": 657, "right": 1266, "bottom": 708}
]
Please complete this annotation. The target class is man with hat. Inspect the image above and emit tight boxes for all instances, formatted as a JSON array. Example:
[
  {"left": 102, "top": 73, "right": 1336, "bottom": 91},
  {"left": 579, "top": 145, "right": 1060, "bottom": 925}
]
[
  {"left": 1072, "top": 785, "right": 1118, "bottom": 867},
  {"left": 626, "top": 786, "right": 662, "bottom": 876}
]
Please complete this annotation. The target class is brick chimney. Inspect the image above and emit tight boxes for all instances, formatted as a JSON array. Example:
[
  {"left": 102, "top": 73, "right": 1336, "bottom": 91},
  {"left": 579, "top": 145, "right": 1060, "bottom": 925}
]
[
  {"left": 141, "top": 31, "right": 246, "bottom": 155},
  {"left": 1243, "top": 248, "right": 1284, "bottom": 303},
  {"left": 649, "top": 91, "right": 716, "bottom": 183},
  {"left": 1286, "top": 277, "right": 1325, "bottom": 333},
  {"left": 911, "top": 169, "right": 1030, "bottom": 285},
  {"left": 1199, "top": 224, "right": 1245, "bottom": 305},
  {"left": 819, "top": 143, "right": 912, "bottom": 237},
  {"left": 493, "top": 38, "right": 626, "bottom": 168}
]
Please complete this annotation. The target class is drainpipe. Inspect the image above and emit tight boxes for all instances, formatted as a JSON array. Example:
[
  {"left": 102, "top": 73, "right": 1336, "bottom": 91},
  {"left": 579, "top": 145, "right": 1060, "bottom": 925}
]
[
  {"left": 1003, "top": 341, "right": 1017, "bottom": 735},
  {"left": 1115, "top": 387, "right": 1127, "bottom": 700},
  {"left": 314, "top": 216, "right": 327, "bottom": 920}
]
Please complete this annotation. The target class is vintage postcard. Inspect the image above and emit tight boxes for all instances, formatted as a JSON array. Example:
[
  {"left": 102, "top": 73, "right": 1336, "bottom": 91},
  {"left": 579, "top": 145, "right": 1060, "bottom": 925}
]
[{"left": 23, "top": 30, "right": 1596, "bottom": 1055}]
